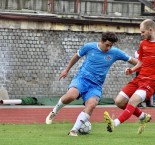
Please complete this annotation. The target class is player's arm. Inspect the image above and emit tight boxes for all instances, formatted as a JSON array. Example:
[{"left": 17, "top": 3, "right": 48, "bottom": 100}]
[
  {"left": 125, "top": 60, "right": 142, "bottom": 75},
  {"left": 125, "top": 57, "right": 138, "bottom": 75},
  {"left": 127, "top": 57, "right": 138, "bottom": 65},
  {"left": 130, "top": 60, "right": 142, "bottom": 72},
  {"left": 59, "top": 53, "right": 80, "bottom": 80}
]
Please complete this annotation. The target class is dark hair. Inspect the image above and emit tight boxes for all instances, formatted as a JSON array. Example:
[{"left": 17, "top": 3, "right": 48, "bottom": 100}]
[{"left": 101, "top": 32, "right": 118, "bottom": 43}]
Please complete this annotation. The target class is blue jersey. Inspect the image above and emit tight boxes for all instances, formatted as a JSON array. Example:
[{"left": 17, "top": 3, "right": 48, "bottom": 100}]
[{"left": 77, "top": 42, "right": 130, "bottom": 86}]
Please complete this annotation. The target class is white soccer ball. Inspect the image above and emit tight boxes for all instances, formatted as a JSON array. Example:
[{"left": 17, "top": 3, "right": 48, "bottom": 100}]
[{"left": 79, "top": 120, "right": 92, "bottom": 134}]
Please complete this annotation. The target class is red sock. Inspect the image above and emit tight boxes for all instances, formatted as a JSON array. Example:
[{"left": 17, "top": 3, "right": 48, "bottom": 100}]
[
  {"left": 133, "top": 107, "right": 142, "bottom": 117},
  {"left": 118, "top": 104, "right": 135, "bottom": 123},
  {"left": 120, "top": 104, "right": 142, "bottom": 118}
]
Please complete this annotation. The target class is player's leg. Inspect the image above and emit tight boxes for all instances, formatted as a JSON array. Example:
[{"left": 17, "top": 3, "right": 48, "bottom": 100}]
[
  {"left": 105, "top": 86, "right": 153, "bottom": 133},
  {"left": 46, "top": 87, "right": 80, "bottom": 124},
  {"left": 114, "top": 92, "right": 128, "bottom": 109},
  {"left": 104, "top": 78, "right": 143, "bottom": 132},
  {"left": 121, "top": 80, "right": 154, "bottom": 134},
  {"left": 115, "top": 91, "right": 144, "bottom": 118},
  {"left": 69, "top": 84, "right": 101, "bottom": 136},
  {"left": 117, "top": 90, "right": 152, "bottom": 134},
  {"left": 68, "top": 111, "right": 90, "bottom": 136},
  {"left": 115, "top": 79, "right": 138, "bottom": 109},
  {"left": 104, "top": 93, "right": 142, "bottom": 132},
  {"left": 135, "top": 82, "right": 154, "bottom": 134},
  {"left": 118, "top": 93, "right": 143, "bottom": 122},
  {"left": 69, "top": 96, "right": 99, "bottom": 136},
  {"left": 104, "top": 92, "right": 129, "bottom": 132},
  {"left": 115, "top": 81, "right": 146, "bottom": 119},
  {"left": 127, "top": 90, "right": 151, "bottom": 134},
  {"left": 46, "top": 75, "right": 84, "bottom": 125}
]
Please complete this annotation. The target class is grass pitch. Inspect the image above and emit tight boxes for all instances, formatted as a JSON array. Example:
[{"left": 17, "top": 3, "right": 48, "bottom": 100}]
[{"left": 0, "top": 122, "right": 154, "bottom": 145}]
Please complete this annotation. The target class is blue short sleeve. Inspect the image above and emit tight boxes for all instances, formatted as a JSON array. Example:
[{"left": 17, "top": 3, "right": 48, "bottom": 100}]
[
  {"left": 115, "top": 48, "right": 130, "bottom": 61},
  {"left": 77, "top": 43, "right": 91, "bottom": 57}
]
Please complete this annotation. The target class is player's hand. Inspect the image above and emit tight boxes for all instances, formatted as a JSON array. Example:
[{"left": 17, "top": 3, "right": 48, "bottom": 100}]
[
  {"left": 125, "top": 68, "right": 133, "bottom": 75},
  {"left": 59, "top": 70, "right": 68, "bottom": 80}
]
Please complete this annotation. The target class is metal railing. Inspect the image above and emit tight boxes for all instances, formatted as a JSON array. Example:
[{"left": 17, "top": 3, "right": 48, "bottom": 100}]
[
  {"left": 0, "top": 0, "right": 142, "bottom": 17},
  {"left": 50, "top": 0, "right": 141, "bottom": 17}
]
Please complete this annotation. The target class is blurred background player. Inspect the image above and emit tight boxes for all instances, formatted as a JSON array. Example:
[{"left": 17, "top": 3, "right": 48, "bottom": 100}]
[
  {"left": 104, "top": 19, "right": 155, "bottom": 134},
  {"left": 45, "top": 31, "right": 137, "bottom": 136}
]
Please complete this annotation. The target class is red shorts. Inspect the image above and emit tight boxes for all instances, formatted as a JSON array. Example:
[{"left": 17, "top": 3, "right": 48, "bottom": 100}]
[{"left": 121, "top": 77, "right": 155, "bottom": 100}]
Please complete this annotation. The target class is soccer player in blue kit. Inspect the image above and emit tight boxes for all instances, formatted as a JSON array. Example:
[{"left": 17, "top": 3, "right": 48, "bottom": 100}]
[{"left": 45, "top": 32, "right": 137, "bottom": 136}]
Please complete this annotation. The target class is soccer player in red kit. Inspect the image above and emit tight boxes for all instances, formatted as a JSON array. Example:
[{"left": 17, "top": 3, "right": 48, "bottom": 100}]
[{"left": 104, "top": 19, "right": 155, "bottom": 134}]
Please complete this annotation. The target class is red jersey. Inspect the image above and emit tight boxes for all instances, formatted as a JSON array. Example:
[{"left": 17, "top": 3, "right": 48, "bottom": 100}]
[{"left": 138, "top": 40, "right": 155, "bottom": 79}]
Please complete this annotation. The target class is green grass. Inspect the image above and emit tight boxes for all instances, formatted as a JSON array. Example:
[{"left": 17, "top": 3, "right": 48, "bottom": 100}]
[{"left": 0, "top": 122, "right": 154, "bottom": 145}]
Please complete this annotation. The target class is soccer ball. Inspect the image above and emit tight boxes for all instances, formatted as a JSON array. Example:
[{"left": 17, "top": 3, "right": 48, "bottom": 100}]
[{"left": 79, "top": 120, "right": 92, "bottom": 134}]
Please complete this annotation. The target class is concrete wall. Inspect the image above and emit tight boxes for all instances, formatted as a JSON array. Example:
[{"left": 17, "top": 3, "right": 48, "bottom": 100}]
[{"left": 0, "top": 19, "right": 141, "bottom": 99}]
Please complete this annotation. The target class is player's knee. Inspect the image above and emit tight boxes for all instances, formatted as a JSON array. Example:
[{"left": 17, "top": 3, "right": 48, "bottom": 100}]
[
  {"left": 115, "top": 99, "right": 121, "bottom": 107},
  {"left": 115, "top": 99, "right": 126, "bottom": 109},
  {"left": 61, "top": 94, "right": 76, "bottom": 104},
  {"left": 87, "top": 101, "right": 97, "bottom": 111}
]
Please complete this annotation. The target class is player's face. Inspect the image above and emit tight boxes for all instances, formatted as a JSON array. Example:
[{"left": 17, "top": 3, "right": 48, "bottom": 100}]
[
  {"left": 101, "top": 40, "right": 113, "bottom": 52},
  {"left": 140, "top": 25, "right": 152, "bottom": 40}
]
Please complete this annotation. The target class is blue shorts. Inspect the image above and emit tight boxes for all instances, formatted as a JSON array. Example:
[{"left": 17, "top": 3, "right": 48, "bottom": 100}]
[{"left": 68, "top": 75, "right": 102, "bottom": 103}]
